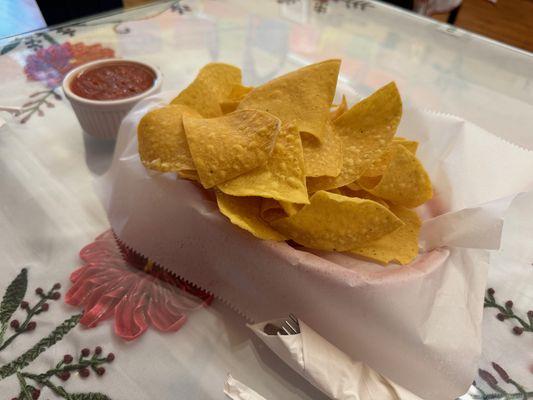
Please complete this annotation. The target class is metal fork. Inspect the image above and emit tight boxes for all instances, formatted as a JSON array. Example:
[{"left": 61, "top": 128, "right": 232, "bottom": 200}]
[{"left": 263, "top": 314, "right": 300, "bottom": 335}]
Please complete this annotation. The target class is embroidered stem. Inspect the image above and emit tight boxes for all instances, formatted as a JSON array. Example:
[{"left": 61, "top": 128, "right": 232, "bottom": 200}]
[
  {"left": 29, "top": 354, "right": 111, "bottom": 380},
  {"left": 0, "top": 282, "right": 60, "bottom": 352},
  {"left": 0, "top": 313, "right": 81, "bottom": 379},
  {"left": 484, "top": 289, "right": 533, "bottom": 334},
  {"left": 16, "top": 372, "right": 34, "bottom": 400},
  {"left": 19, "top": 88, "right": 60, "bottom": 124},
  {"left": 470, "top": 391, "right": 533, "bottom": 399},
  {"left": 23, "top": 372, "right": 70, "bottom": 398},
  {"left": 17, "top": 347, "right": 115, "bottom": 399}
]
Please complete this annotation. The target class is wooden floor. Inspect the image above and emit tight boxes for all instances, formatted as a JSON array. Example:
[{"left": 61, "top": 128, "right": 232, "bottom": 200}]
[{"left": 432, "top": 0, "right": 533, "bottom": 52}]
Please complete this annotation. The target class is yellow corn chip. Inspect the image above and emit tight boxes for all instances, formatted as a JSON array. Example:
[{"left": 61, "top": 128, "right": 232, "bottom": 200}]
[
  {"left": 171, "top": 63, "right": 242, "bottom": 117},
  {"left": 177, "top": 169, "right": 199, "bottom": 181},
  {"left": 350, "top": 206, "right": 421, "bottom": 265},
  {"left": 238, "top": 59, "right": 340, "bottom": 142},
  {"left": 360, "top": 144, "right": 432, "bottom": 208},
  {"left": 220, "top": 101, "right": 239, "bottom": 114},
  {"left": 330, "top": 95, "right": 348, "bottom": 121},
  {"left": 307, "top": 82, "right": 402, "bottom": 192},
  {"left": 183, "top": 110, "right": 280, "bottom": 189},
  {"left": 327, "top": 188, "right": 343, "bottom": 195},
  {"left": 338, "top": 187, "right": 389, "bottom": 209},
  {"left": 345, "top": 181, "right": 361, "bottom": 191},
  {"left": 301, "top": 121, "right": 343, "bottom": 178},
  {"left": 393, "top": 137, "right": 419, "bottom": 154},
  {"left": 228, "top": 84, "right": 253, "bottom": 99},
  {"left": 279, "top": 201, "right": 302, "bottom": 216},
  {"left": 220, "top": 84, "right": 254, "bottom": 114},
  {"left": 363, "top": 139, "right": 419, "bottom": 177},
  {"left": 271, "top": 191, "right": 403, "bottom": 252},
  {"left": 218, "top": 125, "right": 308, "bottom": 204},
  {"left": 260, "top": 198, "right": 287, "bottom": 222},
  {"left": 217, "top": 192, "right": 286, "bottom": 241},
  {"left": 138, "top": 104, "right": 200, "bottom": 173}
]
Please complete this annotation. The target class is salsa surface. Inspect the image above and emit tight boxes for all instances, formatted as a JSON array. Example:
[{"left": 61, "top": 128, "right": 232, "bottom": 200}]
[{"left": 71, "top": 62, "right": 155, "bottom": 100}]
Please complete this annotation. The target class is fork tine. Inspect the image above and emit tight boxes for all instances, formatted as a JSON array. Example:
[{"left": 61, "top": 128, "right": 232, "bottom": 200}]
[
  {"left": 282, "top": 320, "right": 298, "bottom": 334},
  {"left": 285, "top": 320, "right": 298, "bottom": 333},
  {"left": 289, "top": 314, "right": 299, "bottom": 328},
  {"left": 280, "top": 324, "right": 291, "bottom": 335}
]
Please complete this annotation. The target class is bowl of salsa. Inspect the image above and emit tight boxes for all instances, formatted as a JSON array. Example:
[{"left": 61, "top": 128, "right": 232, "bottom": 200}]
[{"left": 63, "top": 58, "right": 162, "bottom": 139}]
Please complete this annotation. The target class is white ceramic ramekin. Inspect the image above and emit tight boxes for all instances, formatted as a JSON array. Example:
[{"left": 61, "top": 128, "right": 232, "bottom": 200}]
[{"left": 62, "top": 58, "right": 162, "bottom": 139}]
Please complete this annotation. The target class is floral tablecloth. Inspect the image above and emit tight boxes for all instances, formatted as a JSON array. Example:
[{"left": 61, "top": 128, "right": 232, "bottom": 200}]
[{"left": 0, "top": 1, "right": 531, "bottom": 399}]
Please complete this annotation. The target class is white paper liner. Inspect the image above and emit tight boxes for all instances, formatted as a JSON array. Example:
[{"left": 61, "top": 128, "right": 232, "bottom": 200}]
[{"left": 97, "top": 89, "right": 533, "bottom": 400}]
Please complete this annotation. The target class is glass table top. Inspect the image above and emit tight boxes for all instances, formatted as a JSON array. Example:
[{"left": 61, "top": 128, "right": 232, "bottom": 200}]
[{"left": 1, "top": 0, "right": 532, "bottom": 146}]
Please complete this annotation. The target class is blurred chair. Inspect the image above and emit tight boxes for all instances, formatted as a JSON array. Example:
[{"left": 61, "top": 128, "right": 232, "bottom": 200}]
[
  {"left": 414, "top": 0, "right": 463, "bottom": 23},
  {"left": 381, "top": 0, "right": 415, "bottom": 10},
  {"left": 35, "top": 0, "right": 123, "bottom": 25}
]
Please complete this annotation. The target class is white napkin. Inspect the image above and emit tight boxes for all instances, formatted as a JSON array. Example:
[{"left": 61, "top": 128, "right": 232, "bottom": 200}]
[
  {"left": 250, "top": 319, "right": 424, "bottom": 400},
  {"left": 224, "top": 375, "right": 268, "bottom": 400},
  {"left": 97, "top": 90, "right": 533, "bottom": 400}
]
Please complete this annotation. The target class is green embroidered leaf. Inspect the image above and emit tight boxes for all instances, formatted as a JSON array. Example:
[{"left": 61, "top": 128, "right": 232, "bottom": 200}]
[
  {"left": 0, "top": 268, "right": 28, "bottom": 345},
  {"left": 71, "top": 393, "right": 113, "bottom": 400},
  {"left": 16, "top": 372, "right": 33, "bottom": 400},
  {"left": 0, "top": 313, "right": 82, "bottom": 380},
  {"left": 41, "top": 32, "right": 58, "bottom": 45},
  {"left": 0, "top": 39, "right": 21, "bottom": 55}
]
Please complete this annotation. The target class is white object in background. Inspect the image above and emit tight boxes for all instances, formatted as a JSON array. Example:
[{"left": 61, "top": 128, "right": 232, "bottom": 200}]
[
  {"left": 0, "top": 0, "right": 46, "bottom": 37},
  {"left": 62, "top": 58, "right": 162, "bottom": 139},
  {"left": 224, "top": 375, "right": 268, "bottom": 400},
  {"left": 250, "top": 319, "right": 424, "bottom": 400},
  {"left": 414, "top": 0, "right": 462, "bottom": 14}
]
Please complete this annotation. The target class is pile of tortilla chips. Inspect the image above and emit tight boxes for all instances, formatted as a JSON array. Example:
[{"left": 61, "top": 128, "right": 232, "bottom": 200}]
[{"left": 137, "top": 60, "right": 433, "bottom": 265}]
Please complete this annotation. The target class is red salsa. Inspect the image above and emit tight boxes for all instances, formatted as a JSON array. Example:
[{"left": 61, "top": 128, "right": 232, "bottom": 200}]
[{"left": 70, "top": 62, "right": 156, "bottom": 100}]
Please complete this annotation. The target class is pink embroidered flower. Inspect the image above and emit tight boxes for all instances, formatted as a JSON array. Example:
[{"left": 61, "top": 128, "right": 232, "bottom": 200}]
[
  {"left": 24, "top": 42, "right": 115, "bottom": 88},
  {"left": 66, "top": 230, "right": 212, "bottom": 341}
]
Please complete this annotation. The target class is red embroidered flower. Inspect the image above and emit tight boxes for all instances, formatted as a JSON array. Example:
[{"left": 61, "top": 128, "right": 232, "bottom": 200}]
[
  {"left": 66, "top": 230, "right": 212, "bottom": 341},
  {"left": 24, "top": 42, "right": 114, "bottom": 89}
]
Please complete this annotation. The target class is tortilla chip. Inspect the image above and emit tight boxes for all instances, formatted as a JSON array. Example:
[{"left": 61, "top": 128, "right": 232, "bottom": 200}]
[
  {"left": 271, "top": 191, "right": 403, "bottom": 251},
  {"left": 183, "top": 110, "right": 281, "bottom": 189},
  {"left": 301, "top": 121, "right": 343, "bottom": 178},
  {"left": 330, "top": 95, "right": 348, "bottom": 121},
  {"left": 260, "top": 198, "right": 287, "bottom": 222},
  {"left": 217, "top": 192, "right": 286, "bottom": 241},
  {"left": 338, "top": 187, "right": 389, "bottom": 208},
  {"left": 220, "top": 84, "right": 254, "bottom": 114},
  {"left": 350, "top": 206, "right": 420, "bottom": 265},
  {"left": 307, "top": 82, "right": 402, "bottom": 192},
  {"left": 393, "top": 137, "right": 419, "bottom": 154},
  {"left": 238, "top": 59, "right": 340, "bottom": 142},
  {"left": 218, "top": 125, "right": 308, "bottom": 204},
  {"left": 345, "top": 181, "right": 361, "bottom": 191},
  {"left": 363, "top": 139, "right": 419, "bottom": 178},
  {"left": 360, "top": 144, "right": 432, "bottom": 208},
  {"left": 138, "top": 104, "right": 200, "bottom": 172},
  {"left": 177, "top": 169, "right": 199, "bottom": 181},
  {"left": 279, "top": 201, "right": 302, "bottom": 216},
  {"left": 227, "top": 84, "right": 253, "bottom": 99},
  {"left": 171, "top": 63, "right": 242, "bottom": 117}
]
